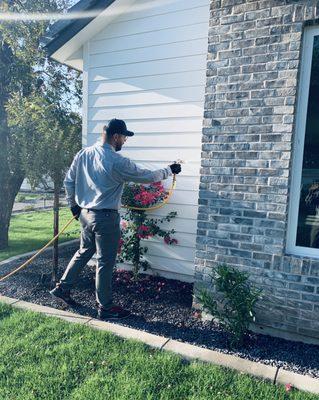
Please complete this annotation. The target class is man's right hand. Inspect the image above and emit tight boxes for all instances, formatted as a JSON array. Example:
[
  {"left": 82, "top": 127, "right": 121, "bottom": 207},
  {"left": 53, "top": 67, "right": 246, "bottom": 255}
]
[
  {"left": 71, "top": 204, "right": 82, "bottom": 220},
  {"left": 169, "top": 163, "right": 182, "bottom": 175}
]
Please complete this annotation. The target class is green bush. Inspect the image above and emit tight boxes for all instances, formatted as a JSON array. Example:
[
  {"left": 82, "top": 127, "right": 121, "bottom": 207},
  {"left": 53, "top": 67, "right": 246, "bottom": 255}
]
[
  {"left": 23, "top": 205, "right": 35, "bottom": 212},
  {"left": 198, "top": 264, "right": 262, "bottom": 347},
  {"left": 16, "top": 194, "right": 26, "bottom": 202},
  {"left": 39, "top": 194, "right": 51, "bottom": 200}
]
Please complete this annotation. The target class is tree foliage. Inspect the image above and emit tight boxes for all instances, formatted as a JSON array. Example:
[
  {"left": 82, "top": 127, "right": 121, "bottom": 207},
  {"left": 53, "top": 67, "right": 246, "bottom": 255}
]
[
  {"left": 0, "top": 0, "right": 82, "bottom": 249},
  {"left": 6, "top": 93, "right": 81, "bottom": 191}
]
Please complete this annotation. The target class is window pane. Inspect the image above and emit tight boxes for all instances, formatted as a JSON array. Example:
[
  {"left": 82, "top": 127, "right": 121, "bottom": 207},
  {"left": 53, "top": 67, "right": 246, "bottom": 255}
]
[{"left": 296, "top": 35, "right": 319, "bottom": 248}]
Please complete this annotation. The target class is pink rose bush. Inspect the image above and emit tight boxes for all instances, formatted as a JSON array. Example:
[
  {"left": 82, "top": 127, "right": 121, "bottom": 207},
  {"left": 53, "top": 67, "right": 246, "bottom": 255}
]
[
  {"left": 137, "top": 224, "right": 153, "bottom": 239},
  {"left": 118, "top": 181, "right": 178, "bottom": 277},
  {"left": 122, "top": 181, "right": 168, "bottom": 209}
]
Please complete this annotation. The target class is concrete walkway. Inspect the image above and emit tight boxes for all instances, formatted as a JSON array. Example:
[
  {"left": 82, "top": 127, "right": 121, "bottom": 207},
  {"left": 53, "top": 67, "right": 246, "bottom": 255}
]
[{"left": 0, "top": 294, "right": 318, "bottom": 395}]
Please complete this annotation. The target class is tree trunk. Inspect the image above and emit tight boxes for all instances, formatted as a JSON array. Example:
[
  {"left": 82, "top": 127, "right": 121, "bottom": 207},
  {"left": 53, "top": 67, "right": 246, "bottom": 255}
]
[
  {"left": 0, "top": 177, "right": 24, "bottom": 249},
  {"left": 0, "top": 185, "right": 20, "bottom": 249},
  {"left": 52, "top": 184, "right": 59, "bottom": 283},
  {"left": 0, "top": 37, "right": 25, "bottom": 249}
]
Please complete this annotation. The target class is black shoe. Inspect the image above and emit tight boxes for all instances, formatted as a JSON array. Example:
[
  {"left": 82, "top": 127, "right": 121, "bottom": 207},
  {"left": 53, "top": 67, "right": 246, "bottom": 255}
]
[
  {"left": 50, "top": 285, "right": 77, "bottom": 307},
  {"left": 97, "top": 305, "right": 131, "bottom": 320}
]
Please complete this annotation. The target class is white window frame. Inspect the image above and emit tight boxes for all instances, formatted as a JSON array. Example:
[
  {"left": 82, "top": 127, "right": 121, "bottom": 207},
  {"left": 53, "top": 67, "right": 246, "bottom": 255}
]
[{"left": 287, "top": 26, "right": 319, "bottom": 257}]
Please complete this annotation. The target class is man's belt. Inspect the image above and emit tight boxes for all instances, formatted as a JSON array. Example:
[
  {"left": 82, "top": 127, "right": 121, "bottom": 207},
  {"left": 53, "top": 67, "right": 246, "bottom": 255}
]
[{"left": 85, "top": 208, "right": 118, "bottom": 213}]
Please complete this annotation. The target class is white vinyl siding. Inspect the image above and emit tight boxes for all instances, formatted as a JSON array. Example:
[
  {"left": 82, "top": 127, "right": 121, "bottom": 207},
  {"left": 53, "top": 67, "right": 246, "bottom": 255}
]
[{"left": 83, "top": 0, "right": 210, "bottom": 280}]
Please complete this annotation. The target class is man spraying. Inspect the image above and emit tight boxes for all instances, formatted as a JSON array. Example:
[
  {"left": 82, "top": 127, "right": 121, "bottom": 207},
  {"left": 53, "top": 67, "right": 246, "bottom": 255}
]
[{"left": 50, "top": 119, "right": 182, "bottom": 320}]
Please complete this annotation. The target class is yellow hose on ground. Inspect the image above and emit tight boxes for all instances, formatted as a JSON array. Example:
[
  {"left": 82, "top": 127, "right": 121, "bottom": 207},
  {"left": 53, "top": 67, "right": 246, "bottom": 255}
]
[
  {"left": 0, "top": 215, "right": 77, "bottom": 282},
  {"left": 0, "top": 175, "right": 177, "bottom": 282}
]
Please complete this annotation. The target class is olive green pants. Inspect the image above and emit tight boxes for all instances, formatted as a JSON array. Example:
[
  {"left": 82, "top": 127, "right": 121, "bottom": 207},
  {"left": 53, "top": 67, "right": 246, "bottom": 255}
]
[{"left": 59, "top": 208, "right": 121, "bottom": 310}]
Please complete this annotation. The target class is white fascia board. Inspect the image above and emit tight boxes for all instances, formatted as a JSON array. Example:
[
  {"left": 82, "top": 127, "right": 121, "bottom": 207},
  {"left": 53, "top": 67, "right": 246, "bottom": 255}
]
[{"left": 50, "top": 0, "right": 136, "bottom": 71}]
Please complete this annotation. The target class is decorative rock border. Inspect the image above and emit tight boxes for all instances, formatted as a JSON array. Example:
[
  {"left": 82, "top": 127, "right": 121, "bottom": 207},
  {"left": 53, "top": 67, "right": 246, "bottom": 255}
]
[{"left": 0, "top": 295, "right": 318, "bottom": 395}]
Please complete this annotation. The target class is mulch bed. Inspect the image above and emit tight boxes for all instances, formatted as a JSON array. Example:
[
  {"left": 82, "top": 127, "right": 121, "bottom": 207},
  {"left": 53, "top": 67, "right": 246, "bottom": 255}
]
[{"left": 0, "top": 243, "right": 318, "bottom": 379}]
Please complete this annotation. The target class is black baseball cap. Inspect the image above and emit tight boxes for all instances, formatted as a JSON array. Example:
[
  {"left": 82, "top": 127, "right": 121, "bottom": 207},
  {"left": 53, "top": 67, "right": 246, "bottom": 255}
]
[{"left": 104, "top": 119, "right": 134, "bottom": 137}]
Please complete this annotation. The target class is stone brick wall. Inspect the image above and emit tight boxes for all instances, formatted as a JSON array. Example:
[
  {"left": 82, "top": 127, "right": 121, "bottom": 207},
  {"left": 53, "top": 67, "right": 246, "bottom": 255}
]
[{"left": 195, "top": 0, "right": 319, "bottom": 340}]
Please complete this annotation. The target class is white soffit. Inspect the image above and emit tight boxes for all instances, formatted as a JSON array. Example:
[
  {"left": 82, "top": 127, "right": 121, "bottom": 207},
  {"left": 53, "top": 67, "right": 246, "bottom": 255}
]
[{"left": 66, "top": 48, "right": 84, "bottom": 70}]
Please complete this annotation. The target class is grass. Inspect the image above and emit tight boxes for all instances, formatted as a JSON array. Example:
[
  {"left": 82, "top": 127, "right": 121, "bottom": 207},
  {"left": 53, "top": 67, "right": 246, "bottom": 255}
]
[
  {"left": 0, "top": 302, "right": 318, "bottom": 400},
  {"left": 0, "top": 208, "right": 80, "bottom": 262},
  {"left": 16, "top": 193, "right": 53, "bottom": 202}
]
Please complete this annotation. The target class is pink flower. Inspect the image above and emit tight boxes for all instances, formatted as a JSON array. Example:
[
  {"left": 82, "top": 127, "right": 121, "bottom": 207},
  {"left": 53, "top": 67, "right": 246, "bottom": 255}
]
[
  {"left": 285, "top": 384, "right": 293, "bottom": 393},
  {"left": 137, "top": 225, "right": 154, "bottom": 239},
  {"left": 120, "top": 220, "right": 128, "bottom": 229},
  {"left": 117, "top": 238, "right": 124, "bottom": 254},
  {"left": 134, "top": 190, "right": 157, "bottom": 206},
  {"left": 151, "top": 182, "right": 165, "bottom": 192},
  {"left": 152, "top": 181, "right": 162, "bottom": 187},
  {"left": 163, "top": 235, "right": 178, "bottom": 245}
]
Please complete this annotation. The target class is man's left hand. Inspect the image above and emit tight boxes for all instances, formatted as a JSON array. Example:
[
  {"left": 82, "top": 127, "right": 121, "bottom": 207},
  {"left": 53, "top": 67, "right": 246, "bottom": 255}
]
[{"left": 71, "top": 204, "right": 82, "bottom": 220}]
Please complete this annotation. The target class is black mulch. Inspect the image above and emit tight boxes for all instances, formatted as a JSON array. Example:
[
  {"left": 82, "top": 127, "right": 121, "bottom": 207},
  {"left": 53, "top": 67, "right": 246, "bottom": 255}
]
[{"left": 0, "top": 243, "right": 318, "bottom": 379}]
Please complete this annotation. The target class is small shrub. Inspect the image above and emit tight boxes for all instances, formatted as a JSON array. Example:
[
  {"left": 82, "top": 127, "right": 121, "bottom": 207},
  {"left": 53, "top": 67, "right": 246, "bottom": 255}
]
[
  {"left": 23, "top": 205, "right": 35, "bottom": 212},
  {"left": 39, "top": 194, "right": 51, "bottom": 200},
  {"left": 16, "top": 194, "right": 26, "bottom": 202},
  {"left": 198, "top": 264, "right": 262, "bottom": 347}
]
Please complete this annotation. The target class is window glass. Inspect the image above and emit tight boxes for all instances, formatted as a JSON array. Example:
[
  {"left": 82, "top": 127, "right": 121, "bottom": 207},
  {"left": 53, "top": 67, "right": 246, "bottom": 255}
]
[{"left": 296, "top": 35, "right": 319, "bottom": 248}]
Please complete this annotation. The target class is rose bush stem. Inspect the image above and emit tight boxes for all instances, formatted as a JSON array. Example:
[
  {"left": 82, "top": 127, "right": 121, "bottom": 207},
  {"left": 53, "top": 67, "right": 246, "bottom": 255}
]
[{"left": 132, "top": 211, "right": 146, "bottom": 278}]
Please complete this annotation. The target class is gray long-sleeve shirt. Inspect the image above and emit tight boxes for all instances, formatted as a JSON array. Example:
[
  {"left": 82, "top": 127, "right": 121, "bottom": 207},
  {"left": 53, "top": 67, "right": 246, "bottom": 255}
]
[{"left": 64, "top": 142, "right": 172, "bottom": 210}]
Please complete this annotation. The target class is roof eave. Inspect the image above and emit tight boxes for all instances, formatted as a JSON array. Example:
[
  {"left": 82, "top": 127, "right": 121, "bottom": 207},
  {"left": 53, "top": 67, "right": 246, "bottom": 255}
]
[{"left": 41, "top": 0, "right": 116, "bottom": 58}]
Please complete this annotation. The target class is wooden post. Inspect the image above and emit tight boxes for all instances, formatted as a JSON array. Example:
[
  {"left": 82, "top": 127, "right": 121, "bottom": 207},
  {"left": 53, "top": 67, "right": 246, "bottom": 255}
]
[{"left": 52, "top": 185, "right": 59, "bottom": 283}]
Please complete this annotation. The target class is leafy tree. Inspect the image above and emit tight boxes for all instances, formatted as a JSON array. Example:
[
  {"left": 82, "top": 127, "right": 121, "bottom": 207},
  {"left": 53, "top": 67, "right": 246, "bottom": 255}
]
[
  {"left": 6, "top": 93, "right": 81, "bottom": 280},
  {"left": 0, "top": 0, "right": 82, "bottom": 250}
]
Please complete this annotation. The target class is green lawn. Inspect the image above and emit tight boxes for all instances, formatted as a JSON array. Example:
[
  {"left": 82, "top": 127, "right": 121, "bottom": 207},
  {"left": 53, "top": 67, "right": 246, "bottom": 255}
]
[
  {"left": 0, "top": 303, "right": 317, "bottom": 400},
  {"left": 0, "top": 208, "right": 80, "bottom": 262},
  {"left": 15, "top": 193, "right": 55, "bottom": 202}
]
